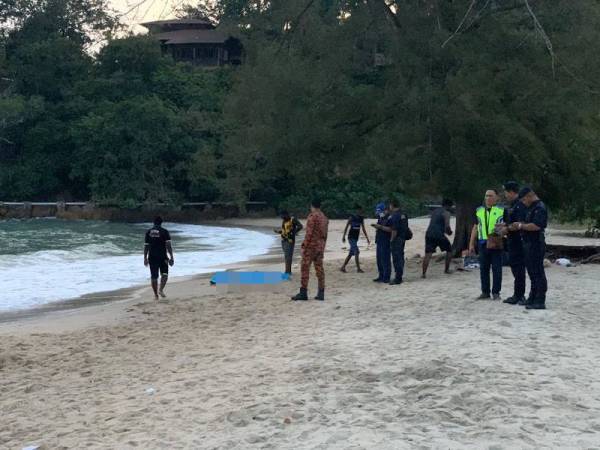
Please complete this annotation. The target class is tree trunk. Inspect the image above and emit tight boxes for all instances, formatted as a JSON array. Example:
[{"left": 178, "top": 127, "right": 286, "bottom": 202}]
[{"left": 452, "top": 201, "right": 477, "bottom": 257}]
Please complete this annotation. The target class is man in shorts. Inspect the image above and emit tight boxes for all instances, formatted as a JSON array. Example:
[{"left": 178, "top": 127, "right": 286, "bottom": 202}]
[
  {"left": 144, "top": 216, "right": 174, "bottom": 300},
  {"left": 422, "top": 199, "right": 454, "bottom": 278},
  {"left": 340, "top": 206, "right": 370, "bottom": 273}
]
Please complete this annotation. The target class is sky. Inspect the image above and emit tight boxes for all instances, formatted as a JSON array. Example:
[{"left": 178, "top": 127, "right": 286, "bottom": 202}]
[{"left": 109, "top": 0, "right": 195, "bottom": 31}]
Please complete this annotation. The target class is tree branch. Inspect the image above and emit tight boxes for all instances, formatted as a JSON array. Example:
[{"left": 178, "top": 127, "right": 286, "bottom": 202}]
[
  {"left": 441, "top": 0, "right": 477, "bottom": 48},
  {"left": 523, "top": 0, "right": 556, "bottom": 78}
]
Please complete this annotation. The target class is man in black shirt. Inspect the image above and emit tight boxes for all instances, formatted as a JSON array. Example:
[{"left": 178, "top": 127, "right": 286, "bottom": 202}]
[
  {"left": 512, "top": 188, "right": 548, "bottom": 310},
  {"left": 341, "top": 206, "right": 371, "bottom": 273},
  {"left": 422, "top": 199, "right": 454, "bottom": 278},
  {"left": 144, "top": 216, "right": 174, "bottom": 300},
  {"left": 501, "top": 182, "right": 528, "bottom": 305}
]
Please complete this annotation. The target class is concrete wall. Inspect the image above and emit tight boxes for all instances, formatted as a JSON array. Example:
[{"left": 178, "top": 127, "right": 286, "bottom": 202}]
[{"left": 0, "top": 202, "right": 274, "bottom": 223}]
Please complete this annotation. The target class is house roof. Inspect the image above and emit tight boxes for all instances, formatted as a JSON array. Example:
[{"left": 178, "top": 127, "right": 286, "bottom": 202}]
[
  {"left": 153, "top": 29, "right": 229, "bottom": 45},
  {"left": 141, "top": 18, "right": 214, "bottom": 29}
]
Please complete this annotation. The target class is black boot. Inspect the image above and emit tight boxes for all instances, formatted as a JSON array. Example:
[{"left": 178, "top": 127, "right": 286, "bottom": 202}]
[
  {"left": 503, "top": 296, "right": 522, "bottom": 305},
  {"left": 291, "top": 288, "right": 308, "bottom": 301},
  {"left": 526, "top": 299, "right": 546, "bottom": 310},
  {"left": 314, "top": 289, "right": 325, "bottom": 301},
  {"left": 518, "top": 297, "right": 531, "bottom": 306}
]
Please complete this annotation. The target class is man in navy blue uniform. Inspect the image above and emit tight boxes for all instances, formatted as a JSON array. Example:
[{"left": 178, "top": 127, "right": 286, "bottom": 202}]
[
  {"left": 388, "top": 199, "right": 409, "bottom": 285},
  {"left": 501, "top": 181, "right": 528, "bottom": 305},
  {"left": 373, "top": 198, "right": 409, "bottom": 285},
  {"left": 512, "top": 188, "right": 548, "bottom": 310},
  {"left": 371, "top": 202, "right": 391, "bottom": 283}
]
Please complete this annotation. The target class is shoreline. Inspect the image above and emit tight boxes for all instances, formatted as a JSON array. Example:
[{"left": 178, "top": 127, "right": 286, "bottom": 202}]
[
  {"left": 2, "top": 217, "right": 598, "bottom": 331},
  {"left": 0, "top": 222, "right": 282, "bottom": 328}
]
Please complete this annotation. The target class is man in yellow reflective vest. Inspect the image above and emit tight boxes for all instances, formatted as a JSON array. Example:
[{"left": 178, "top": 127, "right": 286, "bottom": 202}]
[{"left": 469, "top": 189, "right": 506, "bottom": 300}]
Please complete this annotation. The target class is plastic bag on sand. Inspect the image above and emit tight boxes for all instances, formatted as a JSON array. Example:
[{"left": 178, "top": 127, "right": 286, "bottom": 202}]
[{"left": 555, "top": 258, "right": 572, "bottom": 267}]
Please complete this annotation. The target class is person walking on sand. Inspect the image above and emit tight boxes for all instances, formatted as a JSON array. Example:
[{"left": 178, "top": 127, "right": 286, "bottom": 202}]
[
  {"left": 291, "top": 199, "right": 329, "bottom": 301},
  {"left": 341, "top": 206, "right": 370, "bottom": 273},
  {"left": 274, "top": 210, "right": 303, "bottom": 276},
  {"left": 500, "top": 182, "right": 528, "bottom": 305},
  {"left": 144, "top": 216, "right": 174, "bottom": 300},
  {"left": 371, "top": 202, "right": 391, "bottom": 283},
  {"left": 422, "top": 199, "right": 454, "bottom": 278},
  {"left": 469, "top": 190, "right": 505, "bottom": 300}
]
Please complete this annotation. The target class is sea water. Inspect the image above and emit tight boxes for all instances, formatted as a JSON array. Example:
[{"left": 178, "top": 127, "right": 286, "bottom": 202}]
[{"left": 0, "top": 219, "right": 276, "bottom": 311}]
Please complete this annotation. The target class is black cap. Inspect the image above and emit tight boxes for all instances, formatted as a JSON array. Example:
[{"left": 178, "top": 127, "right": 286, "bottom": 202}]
[
  {"left": 503, "top": 181, "right": 520, "bottom": 193},
  {"left": 518, "top": 187, "right": 532, "bottom": 199}
]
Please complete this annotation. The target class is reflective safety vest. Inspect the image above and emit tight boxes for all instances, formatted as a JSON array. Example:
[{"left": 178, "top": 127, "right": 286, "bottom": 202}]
[{"left": 476, "top": 206, "right": 504, "bottom": 241}]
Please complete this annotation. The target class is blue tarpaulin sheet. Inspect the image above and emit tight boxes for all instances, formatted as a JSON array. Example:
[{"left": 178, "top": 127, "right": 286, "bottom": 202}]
[{"left": 210, "top": 272, "right": 290, "bottom": 285}]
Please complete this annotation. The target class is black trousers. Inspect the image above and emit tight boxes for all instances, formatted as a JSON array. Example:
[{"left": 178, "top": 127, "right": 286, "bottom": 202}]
[
  {"left": 524, "top": 241, "right": 548, "bottom": 303},
  {"left": 509, "top": 247, "right": 526, "bottom": 299},
  {"left": 478, "top": 242, "right": 503, "bottom": 295},
  {"left": 390, "top": 239, "right": 405, "bottom": 282}
]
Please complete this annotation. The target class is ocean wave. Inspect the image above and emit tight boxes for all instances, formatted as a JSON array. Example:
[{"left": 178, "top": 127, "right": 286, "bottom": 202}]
[{"left": 0, "top": 222, "right": 277, "bottom": 311}]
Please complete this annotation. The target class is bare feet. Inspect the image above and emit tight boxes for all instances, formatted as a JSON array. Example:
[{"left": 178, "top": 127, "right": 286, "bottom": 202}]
[
  {"left": 340, "top": 267, "right": 347, "bottom": 273},
  {"left": 158, "top": 290, "right": 167, "bottom": 298},
  {"left": 357, "top": 268, "right": 364, "bottom": 273}
]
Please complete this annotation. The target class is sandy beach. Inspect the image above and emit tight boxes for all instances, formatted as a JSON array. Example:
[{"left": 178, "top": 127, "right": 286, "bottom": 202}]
[{"left": 1, "top": 217, "right": 600, "bottom": 449}]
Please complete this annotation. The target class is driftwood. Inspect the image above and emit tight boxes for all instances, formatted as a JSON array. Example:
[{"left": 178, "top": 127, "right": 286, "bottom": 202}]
[
  {"left": 582, "top": 254, "right": 600, "bottom": 265},
  {"left": 545, "top": 244, "right": 600, "bottom": 262}
]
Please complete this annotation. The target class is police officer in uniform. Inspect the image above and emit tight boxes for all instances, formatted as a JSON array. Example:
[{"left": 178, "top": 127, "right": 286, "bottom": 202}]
[
  {"left": 371, "top": 202, "right": 391, "bottom": 283},
  {"left": 469, "top": 189, "right": 505, "bottom": 300},
  {"left": 512, "top": 187, "right": 548, "bottom": 310},
  {"left": 501, "top": 181, "right": 528, "bottom": 305}
]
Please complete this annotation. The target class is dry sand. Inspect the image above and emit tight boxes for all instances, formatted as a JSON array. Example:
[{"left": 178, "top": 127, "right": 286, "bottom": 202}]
[{"left": 1, "top": 218, "right": 600, "bottom": 449}]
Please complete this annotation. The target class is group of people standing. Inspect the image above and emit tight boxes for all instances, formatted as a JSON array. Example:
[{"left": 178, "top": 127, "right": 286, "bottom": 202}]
[
  {"left": 469, "top": 182, "right": 549, "bottom": 310},
  {"left": 277, "top": 197, "right": 412, "bottom": 301},
  {"left": 144, "top": 185, "right": 549, "bottom": 309},
  {"left": 274, "top": 182, "right": 549, "bottom": 310}
]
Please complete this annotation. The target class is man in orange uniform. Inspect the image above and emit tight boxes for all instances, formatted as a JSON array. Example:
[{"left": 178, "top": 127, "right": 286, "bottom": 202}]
[{"left": 291, "top": 198, "right": 329, "bottom": 301}]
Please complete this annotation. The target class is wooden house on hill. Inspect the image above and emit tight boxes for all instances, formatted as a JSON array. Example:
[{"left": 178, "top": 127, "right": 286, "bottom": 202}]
[{"left": 141, "top": 18, "right": 243, "bottom": 67}]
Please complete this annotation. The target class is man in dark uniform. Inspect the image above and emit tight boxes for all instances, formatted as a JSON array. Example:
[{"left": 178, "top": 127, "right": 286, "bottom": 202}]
[
  {"left": 373, "top": 198, "right": 409, "bottom": 285},
  {"left": 144, "top": 216, "right": 174, "bottom": 300},
  {"left": 387, "top": 198, "right": 409, "bottom": 285},
  {"left": 371, "top": 202, "right": 391, "bottom": 283},
  {"left": 501, "top": 182, "right": 528, "bottom": 305},
  {"left": 512, "top": 187, "right": 548, "bottom": 310}
]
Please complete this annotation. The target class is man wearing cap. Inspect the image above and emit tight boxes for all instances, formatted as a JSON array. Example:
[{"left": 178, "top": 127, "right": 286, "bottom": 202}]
[
  {"left": 511, "top": 187, "right": 548, "bottom": 310},
  {"left": 501, "top": 182, "right": 528, "bottom": 305},
  {"left": 469, "top": 189, "right": 505, "bottom": 300},
  {"left": 371, "top": 202, "right": 391, "bottom": 283}
]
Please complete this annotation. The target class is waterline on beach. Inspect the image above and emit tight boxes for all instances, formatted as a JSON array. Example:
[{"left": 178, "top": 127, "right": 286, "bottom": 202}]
[{"left": 0, "top": 219, "right": 276, "bottom": 311}]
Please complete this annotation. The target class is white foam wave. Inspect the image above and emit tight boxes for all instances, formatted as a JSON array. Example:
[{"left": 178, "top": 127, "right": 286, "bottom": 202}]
[{"left": 0, "top": 223, "right": 276, "bottom": 311}]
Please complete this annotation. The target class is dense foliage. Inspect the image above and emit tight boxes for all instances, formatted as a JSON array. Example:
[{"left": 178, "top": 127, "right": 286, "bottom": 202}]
[{"left": 1, "top": 0, "right": 599, "bottom": 225}]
